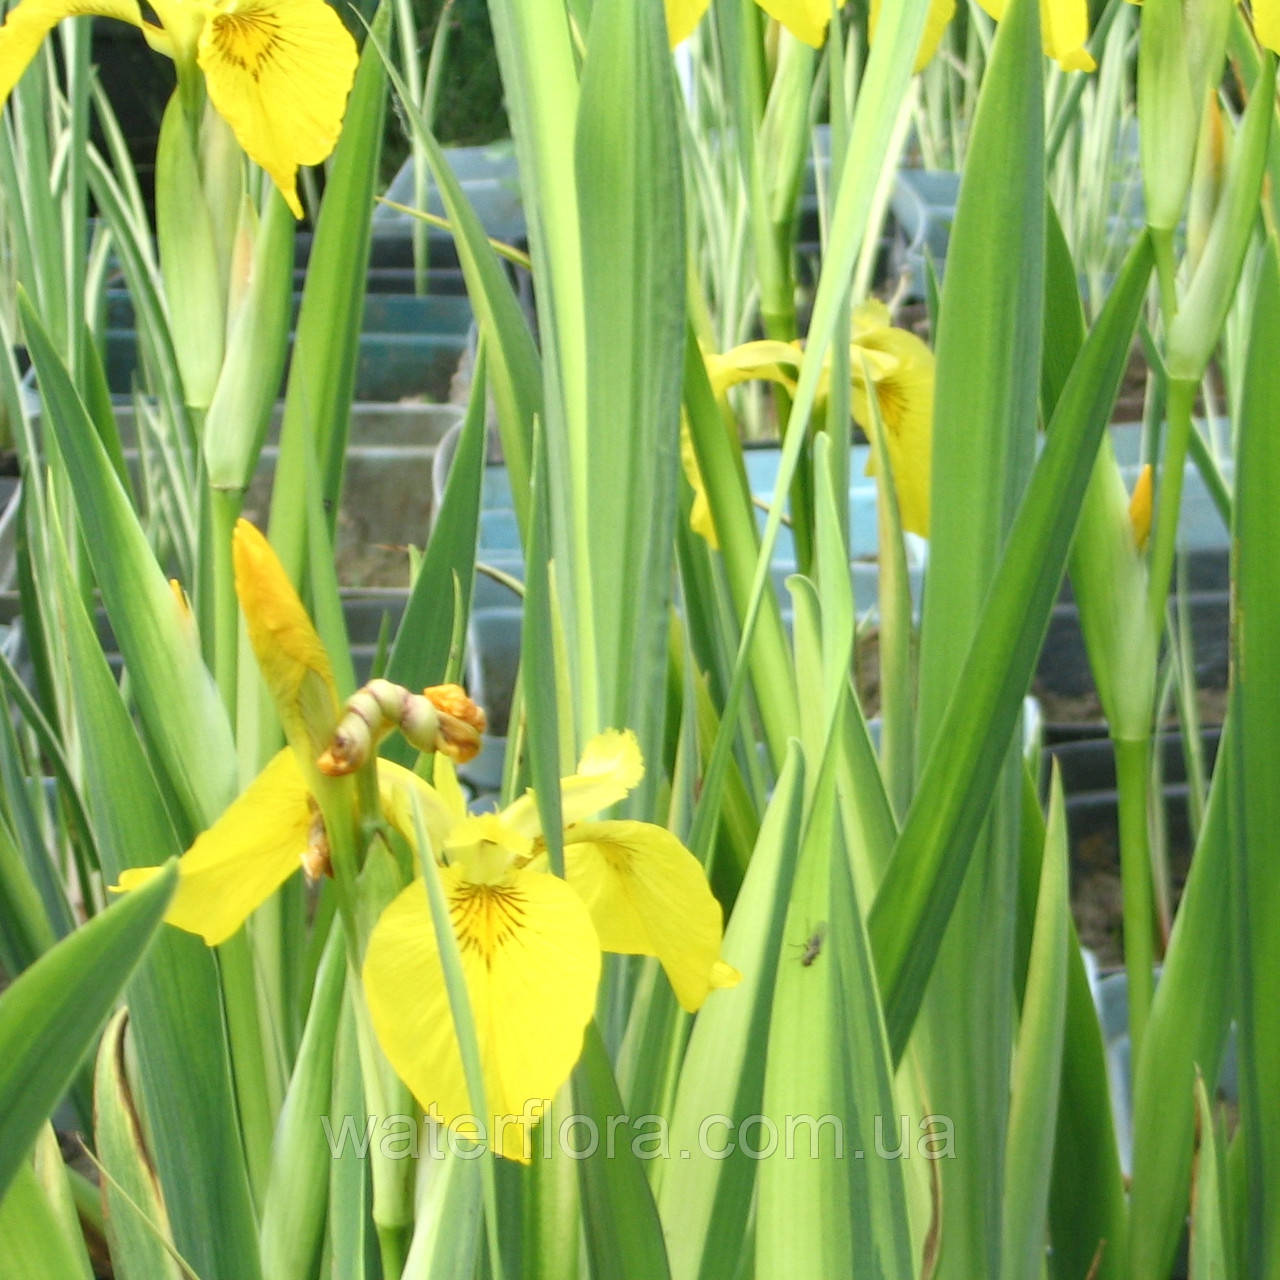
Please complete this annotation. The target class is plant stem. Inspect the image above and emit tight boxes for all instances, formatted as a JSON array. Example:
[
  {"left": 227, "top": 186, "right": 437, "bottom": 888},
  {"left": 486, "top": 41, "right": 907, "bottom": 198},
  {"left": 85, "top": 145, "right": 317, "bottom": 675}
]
[
  {"left": 210, "top": 485, "right": 243, "bottom": 721},
  {"left": 1146, "top": 377, "right": 1197, "bottom": 643},
  {"left": 1115, "top": 734, "right": 1156, "bottom": 1061}
]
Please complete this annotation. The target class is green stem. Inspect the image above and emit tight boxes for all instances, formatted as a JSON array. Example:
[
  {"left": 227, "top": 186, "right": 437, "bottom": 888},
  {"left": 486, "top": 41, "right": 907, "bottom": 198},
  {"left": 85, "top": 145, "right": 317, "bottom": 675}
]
[
  {"left": 1150, "top": 226, "right": 1179, "bottom": 330},
  {"left": 1115, "top": 734, "right": 1156, "bottom": 1063},
  {"left": 1146, "top": 377, "right": 1197, "bottom": 642},
  {"left": 210, "top": 485, "right": 243, "bottom": 720}
]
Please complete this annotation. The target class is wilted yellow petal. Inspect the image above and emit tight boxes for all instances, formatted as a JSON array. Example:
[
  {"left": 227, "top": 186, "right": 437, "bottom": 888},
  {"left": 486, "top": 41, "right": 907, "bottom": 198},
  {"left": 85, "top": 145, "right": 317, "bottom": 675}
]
[
  {"left": 869, "top": 0, "right": 955, "bottom": 72},
  {"left": 0, "top": 0, "right": 143, "bottom": 105},
  {"left": 112, "top": 748, "right": 311, "bottom": 945},
  {"left": 853, "top": 324, "right": 935, "bottom": 537},
  {"left": 232, "top": 519, "right": 338, "bottom": 757},
  {"left": 363, "top": 867, "right": 601, "bottom": 1161},
  {"left": 562, "top": 820, "right": 736, "bottom": 1012},
  {"left": 977, "top": 0, "right": 1095, "bottom": 70},
  {"left": 502, "top": 729, "right": 645, "bottom": 837},
  {"left": 197, "top": 0, "right": 358, "bottom": 218}
]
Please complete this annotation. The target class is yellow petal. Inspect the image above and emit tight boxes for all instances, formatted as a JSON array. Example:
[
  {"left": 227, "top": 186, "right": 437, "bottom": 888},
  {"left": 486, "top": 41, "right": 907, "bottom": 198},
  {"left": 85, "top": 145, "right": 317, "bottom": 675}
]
[
  {"left": 665, "top": 0, "right": 709, "bottom": 45},
  {"left": 869, "top": 0, "right": 955, "bottom": 72},
  {"left": 445, "top": 813, "right": 530, "bottom": 884},
  {"left": 1257, "top": 0, "right": 1280, "bottom": 54},
  {"left": 197, "top": 0, "right": 358, "bottom": 219},
  {"left": 1128, "top": 463, "right": 1152, "bottom": 553},
  {"left": 562, "top": 820, "right": 736, "bottom": 1012},
  {"left": 853, "top": 324, "right": 935, "bottom": 537},
  {"left": 680, "top": 414, "right": 719, "bottom": 550},
  {"left": 704, "top": 340, "right": 802, "bottom": 398},
  {"left": 112, "top": 749, "right": 311, "bottom": 945},
  {"left": 755, "top": 0, "right": 829, "bottom": 48},
  {"left": 232, "top": 520, "right": 338, "bottom": 758},
  {"left": 0, "top": 0, "right": 143, "bottom": 105},
  {"left": 977, "top": 0, "right": 1094, "bottom": 70},
  {"left": 375, "top": 759, "right": 461, "bottom": 857},
  {"left": 502, "top": 729, "right": 645, "bottom": 837},
  {"left": 363, "top": 866, "right": 601, "bottom": 1162}
]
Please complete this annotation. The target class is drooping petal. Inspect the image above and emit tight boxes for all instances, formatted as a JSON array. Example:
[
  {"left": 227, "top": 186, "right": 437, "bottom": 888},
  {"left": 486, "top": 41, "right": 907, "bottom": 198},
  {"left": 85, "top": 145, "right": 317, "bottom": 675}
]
[
  {"left": 232, "top": 519, "right": 338, "bottom": 759},
  {"left": 977, "top": 0, "right": 1095, "bottom": 70},
  {"left": 502, "top": 729, "right": 645, "bottom": 838},
  {"left": 197, "top": 0, "right": 358, "bottom": 218},
  {"left": 561, "top": 820, "right": 740, "bottom": 1012},
  {"left": 703, "top": 340, "right": 802, "bottom": 399},
  {"left": 853, "top": 322, "right": 935, "bottom": 537},
  {"left": 0, "top": 0, "right": 143, "bottom": 105},
  {"left": 869, "top": 0, "right": 955, "bottom": 72},
  {"left": 112, "top": 749, "right": 311, "bottom": 945},
  {"left": 363, "top": 866, "right": 601, "bottom": 1162},
  {"left": 755, "top": 0, "right": 829, "bottom": 48}
]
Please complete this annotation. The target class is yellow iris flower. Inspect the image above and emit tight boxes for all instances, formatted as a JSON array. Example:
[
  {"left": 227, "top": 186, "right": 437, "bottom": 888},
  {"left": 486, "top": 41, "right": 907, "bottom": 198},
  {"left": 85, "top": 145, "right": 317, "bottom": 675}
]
[
  {"left": 364, "top": 730, "right": 741, "bottom": 1162},
  {"left": 872, "top": 0, "right": 1094, "bottom": 73},
  {"left": 665, "top": 0, "right": 830, "bottom": 49},
  {"left": 113, "top": 519, "right": 460, "bottom": 941},
  {"left": 686, "top": 301, "right": 935, "bottom": 538},
  {"left": 115, "top": 520, "right": 737, "bottom": 1161},
  {"left": 0, "top": 0, "right": 358, "bottom": 216}
]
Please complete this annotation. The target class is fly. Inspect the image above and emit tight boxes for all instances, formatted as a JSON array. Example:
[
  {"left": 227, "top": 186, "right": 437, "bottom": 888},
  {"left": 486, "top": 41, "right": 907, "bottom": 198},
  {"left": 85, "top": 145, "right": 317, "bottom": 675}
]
[{"left": 800, "top": 922, "right": 827, "bottom": 966}]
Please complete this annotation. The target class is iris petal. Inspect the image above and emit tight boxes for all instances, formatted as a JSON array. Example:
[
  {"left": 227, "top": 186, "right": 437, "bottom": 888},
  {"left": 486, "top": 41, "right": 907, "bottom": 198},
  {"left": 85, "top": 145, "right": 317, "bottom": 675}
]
[
  {"left": 112, "top": 749, "right": 311, "bottom": 946},
  {"left": 502, "top": 729, "right": 645, "bottom": 837},
  {"left": 363, "top": 866, "right": 601, "bottom": 1161},
  {"left": 562, "top": 820, "right": 740, "bottom": 1012},
  {"left": 0, "top": 0, "right": 142, "bottom": 105},
  {"left": 198, "top": 0, "right": 358, "bottom": 218},
  {"left": 232, "top": 520, "right": 339, "bottom": 758}
]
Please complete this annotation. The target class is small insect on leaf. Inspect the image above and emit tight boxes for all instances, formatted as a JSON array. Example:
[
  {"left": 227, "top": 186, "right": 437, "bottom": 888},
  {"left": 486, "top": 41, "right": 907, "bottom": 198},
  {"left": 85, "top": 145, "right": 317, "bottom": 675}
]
[{"left": 800, "top": 922, "right": 827, "bottom": 966}]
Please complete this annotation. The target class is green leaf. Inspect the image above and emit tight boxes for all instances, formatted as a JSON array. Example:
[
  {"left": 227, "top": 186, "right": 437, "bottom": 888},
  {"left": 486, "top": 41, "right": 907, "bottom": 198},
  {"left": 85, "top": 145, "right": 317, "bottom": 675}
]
[
  {"left": 1000, "top": 768, "right": 1069, "bottom": 1280},
  {"left": 93, "top": 1010, "right": 185, "bottom": 1280},
  {"left": 1188, "top": 1073, "right": 1230, "bottom": 1280},
  {"left": 869, "top": 229, "right": 1154, "bottom": 1058},
  {"left": 756, "top": 719, "right": 912, "bottom": 1278},
  {"left": 1129, "top": 734, "right": 1234, "bottom": 1279},
  {"left": 269, "top": 0, "right": 391, "bottom": 580},
  {"left": 46, "top": 511, "right": 263, "bottom": 1280},
  {"left": 570, "top": 1023, "right": 672, "bottom": 1280},
  {"left": 1227, "top": 229, "right": 1280, "bottom": 1277},
  {"left": 0, "top": 1132, "right": 94, "bottom": 1280},
  {"left": 259, "top": 924, "right": 347, "bottom": 1280},
  {"left": 1167, "top": 56, "right": 1276, "bottom": 380},
  {"left": 1015, "top": 769, "right": 1127, "bottom": 1280},
  {"left": 382, "top": 342, "right": 489, "bottom": 753},
  {"left": 917, "top": 0, "right": 1044, "bottom": 747},
  {"left": 0, "top": 859, "right": 176, "bottom": 1203},
  {"left": 659, "top": 742, "right": 805, "bottom": 1280},
  {"left": 576, "top": 0, "right": 685, "bottom": 798},
  {"left": 20, "top": 291, "right": 236, "bottom": 837}
]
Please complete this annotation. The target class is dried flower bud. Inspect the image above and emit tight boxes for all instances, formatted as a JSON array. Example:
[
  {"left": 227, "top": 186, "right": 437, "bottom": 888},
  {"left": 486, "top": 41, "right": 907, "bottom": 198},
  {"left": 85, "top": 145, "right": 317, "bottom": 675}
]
[{"left": 317, "top": 679, "right": 486, "bottom": 775}]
